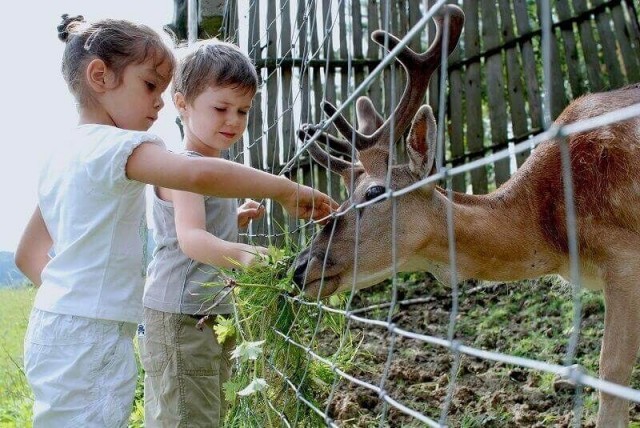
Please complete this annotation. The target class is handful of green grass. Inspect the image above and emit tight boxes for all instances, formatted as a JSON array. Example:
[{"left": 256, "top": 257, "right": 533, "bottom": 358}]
[{"left": 204, "top": 246, "right": 355, "bottom": 427}]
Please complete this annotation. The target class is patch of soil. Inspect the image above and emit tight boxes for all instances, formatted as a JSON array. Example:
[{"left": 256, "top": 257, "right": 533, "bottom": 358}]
[{"left": 318, "top": 275, "right": 640, "bottom": 427}]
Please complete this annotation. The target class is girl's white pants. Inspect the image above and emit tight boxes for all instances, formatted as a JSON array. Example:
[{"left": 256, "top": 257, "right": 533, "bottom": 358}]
[{"left": 24, "top": 308, "right": 138, "bottom": 427}]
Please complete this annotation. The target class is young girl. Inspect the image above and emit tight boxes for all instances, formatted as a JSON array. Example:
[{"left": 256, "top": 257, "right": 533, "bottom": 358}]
[
  {"left": 15, "top": 15, "right": 336, "bottom": 427},
  {"left": 140, "top": 40, "right": 265, "bottom": 427}
]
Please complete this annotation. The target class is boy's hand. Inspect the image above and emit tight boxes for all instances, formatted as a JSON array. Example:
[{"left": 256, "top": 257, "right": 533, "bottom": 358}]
[
  {"left": 279, "top": 184, "right": 339, "bottom": 223},
  {"left": 237, "top": 199, "right": 265, "bottom": 228},
  {"left": 236, "top": 245, "right": 269, "bottom": 267},
  {"left": 248, "top": 246, "right": 270, "bottom": 266}
]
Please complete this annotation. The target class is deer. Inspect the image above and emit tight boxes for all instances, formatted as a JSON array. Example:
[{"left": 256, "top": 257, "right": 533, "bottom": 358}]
[{"left": 290, "top": 4, "right": 640, "bottom": 427}]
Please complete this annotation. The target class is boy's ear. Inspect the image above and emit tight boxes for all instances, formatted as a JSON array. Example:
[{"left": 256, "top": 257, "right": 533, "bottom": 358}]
[
  {"left": 173, "top": 92, "right": 187, "bottom": 115},
  {"left": 86, "top": 59, "right": 115, "bottom": 93}
]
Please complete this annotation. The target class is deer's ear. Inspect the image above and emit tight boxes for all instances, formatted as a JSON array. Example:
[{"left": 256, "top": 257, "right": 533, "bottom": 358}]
[
  {"left": 355, "top": 96, "right": 383, "bottom": 135},
  {"left": 407, "top": 105, "right": 437, "bottom": 179}
]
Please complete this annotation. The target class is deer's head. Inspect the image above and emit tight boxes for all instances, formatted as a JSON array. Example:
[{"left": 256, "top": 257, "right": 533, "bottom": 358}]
[{"left": 291, "top": 5, "right": 465, "bottom": 298}]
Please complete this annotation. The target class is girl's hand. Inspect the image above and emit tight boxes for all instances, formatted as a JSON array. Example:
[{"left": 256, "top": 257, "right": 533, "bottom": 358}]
[
  {"left": 237, "top": 199, "right": 265, "bottom": 228},
  {"left": 278, "top": 184, "right": 339, "bottom": 223}
]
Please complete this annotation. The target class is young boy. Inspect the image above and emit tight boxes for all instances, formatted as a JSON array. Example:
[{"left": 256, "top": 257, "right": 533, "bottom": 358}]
[{"left": 139, "top": 40, "right": 270, "bottom": 426}]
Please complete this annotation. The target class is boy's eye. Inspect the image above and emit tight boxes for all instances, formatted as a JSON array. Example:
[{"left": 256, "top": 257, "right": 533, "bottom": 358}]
[
  {"left": 214, "top": 107, "right": 227, "bottom": 112},
  {"left": 145, "top": 81, "right": 156, "bottom": 90},
  {"left": 239, "top": 110, "right": 249, "bottom": 116}
]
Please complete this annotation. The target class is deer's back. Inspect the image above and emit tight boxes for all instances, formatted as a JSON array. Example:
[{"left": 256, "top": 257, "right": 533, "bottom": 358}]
[{"left": 509, "top": 84, "right": 640, "bottom": 255}]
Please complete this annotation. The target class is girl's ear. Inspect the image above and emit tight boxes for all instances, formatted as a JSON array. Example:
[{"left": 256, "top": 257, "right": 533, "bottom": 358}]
[
  {"left": 173, "top": 92, "right": 187, "bottom": 115},
  {"left": 85, "top": 59, "right": 114, "bottom": 93}
]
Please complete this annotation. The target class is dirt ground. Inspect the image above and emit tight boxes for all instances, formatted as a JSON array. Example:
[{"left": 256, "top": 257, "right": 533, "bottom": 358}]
[{"left": 320, "top": 275, "right": 640, "bottom": 427}]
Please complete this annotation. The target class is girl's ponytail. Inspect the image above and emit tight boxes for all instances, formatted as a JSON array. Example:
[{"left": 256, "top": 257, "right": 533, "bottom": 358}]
[{"left": 57, "top": 14, "right": 85, "bottom": 43}]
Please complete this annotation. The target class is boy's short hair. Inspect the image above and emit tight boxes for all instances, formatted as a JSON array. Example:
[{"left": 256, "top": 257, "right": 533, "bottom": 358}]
[{"left": 173, "top": 40, "right": 259, "bottom": 103}]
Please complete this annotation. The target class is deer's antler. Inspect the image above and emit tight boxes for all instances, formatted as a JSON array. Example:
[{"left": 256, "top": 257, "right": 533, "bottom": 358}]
[
  {"left": 324, "top": 4, "right": 464, "bottom": 153},
  {"left": 298, "top": 125, "right": 354, "bottom": 174}
]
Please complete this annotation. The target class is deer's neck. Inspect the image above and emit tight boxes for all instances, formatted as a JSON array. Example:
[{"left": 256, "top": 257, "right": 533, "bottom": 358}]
[{"left": 422, "top": 187, "right": 559, "bottom": 283}]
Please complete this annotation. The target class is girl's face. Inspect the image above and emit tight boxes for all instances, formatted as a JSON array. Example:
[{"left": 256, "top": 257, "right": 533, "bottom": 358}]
[
  {"left": 179, "top": 85, "right": 254, "bottom": 157},
  {"left": 101, "top": 58, "right": 172, "bottom": 131}
]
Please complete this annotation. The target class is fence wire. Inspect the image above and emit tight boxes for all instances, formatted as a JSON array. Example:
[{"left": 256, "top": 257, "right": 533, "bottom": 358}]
[{"left": 219, "top": 0, "right": 640, "bottom": 426}]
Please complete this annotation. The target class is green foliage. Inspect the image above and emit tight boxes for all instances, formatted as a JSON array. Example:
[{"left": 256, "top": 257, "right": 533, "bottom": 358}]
[
  {"left": 128, "top": 341, "right": 145, "bottom": 428},
  {"left": 206, "top": 246, "right": 357, "bottom": 427},
  {"left": 0, "top": 287, "right": 34, "bottom": 428},
  {"left": 213, "top": 315, "right": 236, "bottom": 345}
]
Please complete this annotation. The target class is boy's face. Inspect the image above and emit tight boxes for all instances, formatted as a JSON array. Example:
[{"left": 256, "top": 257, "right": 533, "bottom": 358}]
[{"left": 179, "top": 85, "right": 254, "bottom": 156}]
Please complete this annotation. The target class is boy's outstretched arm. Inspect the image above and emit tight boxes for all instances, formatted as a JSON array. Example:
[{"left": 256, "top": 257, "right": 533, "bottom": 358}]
[
  {"left": 15, "top": 206, "right": 52, "bottom": 287},
  {"left": 126, "top": 143, "right": 338, "bottom": 220},
  {"left": 172, "top": 189, "right": 267, "bottom": 268}
]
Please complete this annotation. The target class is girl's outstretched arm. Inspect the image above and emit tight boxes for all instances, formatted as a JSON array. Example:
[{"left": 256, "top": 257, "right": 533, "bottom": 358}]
[
  {"left": 15, "top": 206, "right": 52, "bottom": 287},
  {"left": 126, "top": 142, "right": 338, "bottom": 221}
]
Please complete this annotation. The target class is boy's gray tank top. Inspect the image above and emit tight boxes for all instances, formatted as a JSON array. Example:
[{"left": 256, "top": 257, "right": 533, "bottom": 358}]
[{"left": 144, "top": 151, "right": 238, "bottom": 315}]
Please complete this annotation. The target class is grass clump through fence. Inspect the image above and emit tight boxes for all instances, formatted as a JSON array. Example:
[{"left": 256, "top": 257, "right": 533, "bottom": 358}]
[{"left": 204, "top": 246, "right": 357, "bottom": 427}]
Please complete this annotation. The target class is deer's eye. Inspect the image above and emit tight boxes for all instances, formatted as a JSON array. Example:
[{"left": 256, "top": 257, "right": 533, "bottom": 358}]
[{"left": 364, "top": 185, "right": 386, "bottom": 202}]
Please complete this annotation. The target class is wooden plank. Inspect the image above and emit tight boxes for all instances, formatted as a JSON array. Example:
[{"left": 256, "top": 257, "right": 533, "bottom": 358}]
[
  {"left": 367, "top": 0, "right": 383, "bottom": 112},
  {"left": 294, "top": 0, "right": 313, "bottom": 246},
  {"left": 310, "top": 6, "right": 325, "bottom": 125},
  {"left": 513, "top": 0, "right": 543, "bottom": 131},
  {"left": 397, "top": 0, "right": 409, "bottom": 129},
  {"left": 280, "top": 0, "right": 294, "bottom": 163},
  {"left": 481, "top": 0, "right": 509, "bottom": 187},
  {"left": 335, "top": 0, "right": 350, "bottom": 200},
  {"left": 534, "top": 1, "right": 567, "bottom": 120},
  {"left": 427, "top": 0, "right": 439, "bottom": 119},
  {"left": 264, "top": 0, "right": 279, "bottom": 245},
  {"left": 591, "top": 0, "right": 624, "bottom": 88},
  {"left": 247, "top": 0, "right": 263, "bottom": 171},
  {"left": 262, "top": 0, "right": 278, "bottom": 251},
  {"left": 554, "top": 1, "right": 586, "bottom": 98},
  {"left": 381, "top": 0, "right": 397, "bottom": 127},
  {"left": 265, "top": 0, "right": 278, "bottom": 173},
  {"left": 308, "top": 3, "right": 330, "bottom": 209},
  {"left": 571, "top": 0, "right": 605, "bottom": 91},
  {"left": 462, "top": 0, "right": 487, "bottom": 194},
  {"left": 408, "top": 0, "right": 421, "bottom": 52},
  {"left": 246, "top": 0, "right": 267, "bottom": 245},
  {"left": 402, "top": 0, "right": 422, "bottom": 166},
  {"left": 625, "top": 0, "right": 640, "bottom": 44},
  {"left": 278, "top": 0, "right": 296, "bottom": 246},
  {"left": 322, "top": 0, "right": 341, "bottom": 201},
  {"left": 297, "top": 0, "right": 311, "bottom": 126},
  {"left": 609, "top": 1, "right": 640, "bottom": 83},
  {"left": 338, "top": 0, "right": 349, "bottom": 100},
  {"left": 323, "top": 0, "right": 337, "bottom": 105},
  {"left": 447, "top": 30, "right": 466, "bottom": 192},
  {"left": 351, "top": 0, "right": 366, "bottom": 90},
  {"left": 223, "top": 1, "right": 239, "bottom": 44},
  {"left": 497, "top": 0, "right": 530, "bottom": 168}
]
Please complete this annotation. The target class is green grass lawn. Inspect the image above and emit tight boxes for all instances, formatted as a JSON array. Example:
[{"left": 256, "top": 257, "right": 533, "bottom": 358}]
[
  {"left": 0, "top": 287, "right": 145, "bottom": 428},
  {"left": 0, "top": 286, "right": 35, "bottom": 428}
]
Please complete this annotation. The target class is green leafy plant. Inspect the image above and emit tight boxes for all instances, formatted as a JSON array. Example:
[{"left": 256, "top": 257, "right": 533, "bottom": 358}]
[{"left": 201, "top": 245, "right": 357, "bottom": 427}]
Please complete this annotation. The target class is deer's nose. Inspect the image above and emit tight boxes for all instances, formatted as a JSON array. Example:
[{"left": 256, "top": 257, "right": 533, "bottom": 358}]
[
  {"left": 291, "top": 249, "right": 311, "bottom": 288},
  {"left": 292, "top": 259, "right": 308, "bottom": 288}
]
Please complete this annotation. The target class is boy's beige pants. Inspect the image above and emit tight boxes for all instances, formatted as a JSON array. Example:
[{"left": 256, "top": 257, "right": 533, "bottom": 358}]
[{"left": 139, "top": 308, "right": 235, "bottom": 427}]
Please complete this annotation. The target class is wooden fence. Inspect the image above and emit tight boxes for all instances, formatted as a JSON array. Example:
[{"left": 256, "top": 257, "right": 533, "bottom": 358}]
[{"left": 217, "top": 0, "right": 640, "bottom": 246}]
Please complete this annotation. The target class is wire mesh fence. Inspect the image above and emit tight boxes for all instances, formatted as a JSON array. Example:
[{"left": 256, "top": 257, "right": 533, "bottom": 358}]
[{"left": 213, "top": 0, "right": 640, "bottom": 426}]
